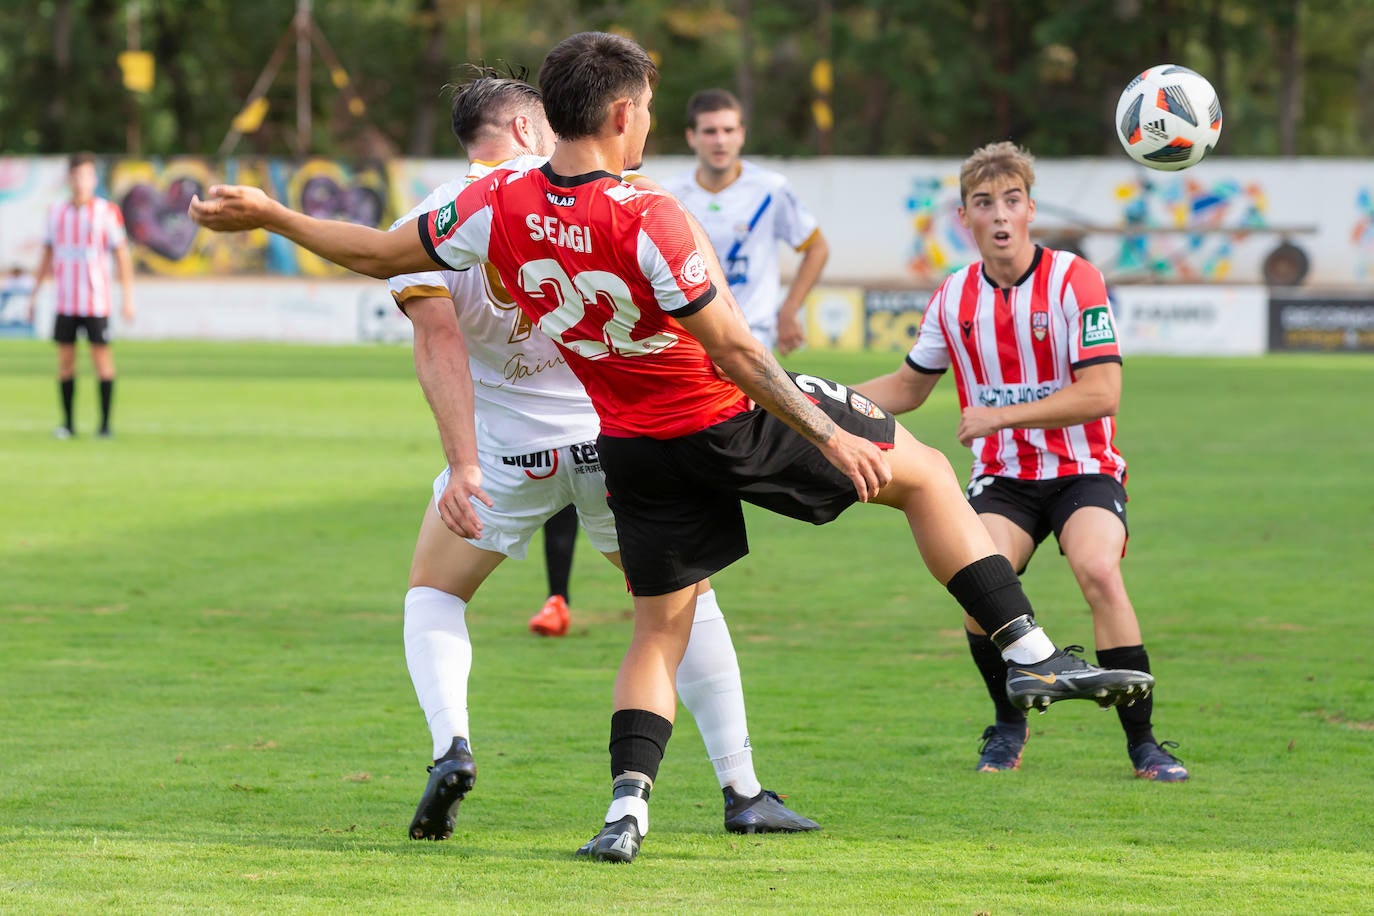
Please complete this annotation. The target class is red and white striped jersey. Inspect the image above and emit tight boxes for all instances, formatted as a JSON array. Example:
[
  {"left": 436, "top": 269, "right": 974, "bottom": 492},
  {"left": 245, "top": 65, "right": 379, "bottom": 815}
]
[
  {"left": 906, "top": 246, "right": 1127, "bottom": 482},
  {"left": 417, "top": 161, "right": 748, "bottom": 439},
  {"left": 43, "top": 197, "right": 128, "bottom": 317}
]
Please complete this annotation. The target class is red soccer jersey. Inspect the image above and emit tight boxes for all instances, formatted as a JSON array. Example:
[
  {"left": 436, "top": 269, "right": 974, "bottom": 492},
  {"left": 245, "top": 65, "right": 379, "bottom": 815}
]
[
  {"left": 905, "top": 246, "right": 1127, "bottom": 482},
  {"left": 417, "top": 162, "right": 748, "bottom": 438},
  {"left": 44, "top": 197, "right": 127, "bottom": 317}
]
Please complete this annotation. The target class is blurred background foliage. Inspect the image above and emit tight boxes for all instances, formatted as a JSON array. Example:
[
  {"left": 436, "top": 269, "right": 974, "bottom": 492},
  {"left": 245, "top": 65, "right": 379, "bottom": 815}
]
[{"left": 1, "top": 0, "right": 1370, "bottom": 160}]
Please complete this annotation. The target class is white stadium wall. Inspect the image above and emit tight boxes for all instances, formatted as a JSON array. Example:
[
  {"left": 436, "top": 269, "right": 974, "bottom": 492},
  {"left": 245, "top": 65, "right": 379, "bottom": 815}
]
[{"left": 4, "top": 154, "right": 1372, "bottom": 353}]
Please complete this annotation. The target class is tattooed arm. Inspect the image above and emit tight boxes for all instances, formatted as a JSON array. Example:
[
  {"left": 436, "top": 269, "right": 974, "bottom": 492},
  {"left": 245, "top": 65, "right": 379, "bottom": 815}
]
[{"left": 677, "top": 294, "right": 890, "bottom": 502}]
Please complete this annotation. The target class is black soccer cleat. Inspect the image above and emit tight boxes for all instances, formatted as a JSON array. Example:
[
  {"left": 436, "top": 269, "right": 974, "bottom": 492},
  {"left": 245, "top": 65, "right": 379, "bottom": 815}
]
[
  {"left": 1005, "top": 645, "right": 1153, "bottom": 712},
  {"left": 575, "top": 815, "right": 644, "bottom": 863},
  {"left": 408, "top": 737, "right": 476, "bottom": 841},
  {"left": 723, "top": 787, "right": 821, "bottom": 834},
  {"left": 1130, "top": 740, "right": 1190, "bottom": 782},
  {"left": 976, "top": 722, "right": 1029, "bottom": 772}
]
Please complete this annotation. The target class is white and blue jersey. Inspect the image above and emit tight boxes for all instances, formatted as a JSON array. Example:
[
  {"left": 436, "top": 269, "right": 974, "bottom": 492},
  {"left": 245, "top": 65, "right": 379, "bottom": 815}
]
[{"left": 663, "top": 160, "right": 820, "bottom": 347}]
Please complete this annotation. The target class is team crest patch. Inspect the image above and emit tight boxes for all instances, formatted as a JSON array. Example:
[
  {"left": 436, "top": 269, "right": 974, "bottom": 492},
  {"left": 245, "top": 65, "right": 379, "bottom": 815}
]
[
  {"left": 1081, "top": 305, "right": 1117, "bottom": 346},
  {"left": 849, "top": 392, "right": 886, "bottom": 419},
  {"left": 430, "top": 201, "right": 459, "bottom": 243},
  {"left": 681, "top": 251, "right": 708, "bottom": 286},
  {"left": 1031, "top": 310, "right": 1049, "bottom": 341}
]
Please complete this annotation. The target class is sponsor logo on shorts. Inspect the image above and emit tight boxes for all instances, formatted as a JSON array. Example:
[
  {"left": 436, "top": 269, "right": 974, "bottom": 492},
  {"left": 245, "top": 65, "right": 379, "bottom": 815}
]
[
  {"left": 967, "top": 475, "right": 995, "bottom": 499},
  {"left": 570, "top": 441, "right": 602, "bottom": 474},
  {"left": 1081, "top": 305, "right": 1117, "bottom": 346},
  {"left": 502, "top": 448, "right": 559, "bottom": 479},
  {"left": 848, "top": 392, "right": 886, "bottom": 419}
]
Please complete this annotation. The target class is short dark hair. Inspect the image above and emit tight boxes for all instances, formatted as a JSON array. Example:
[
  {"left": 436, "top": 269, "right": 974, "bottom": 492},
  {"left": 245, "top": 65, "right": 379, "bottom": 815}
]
[
  {"left": 68, "top": 151, "right": 96, "bottom": 172},
  {"left": 448, "top": 66, "right": 543, "bottom": 151},
  {"left": 538, "top": 32, "right": 658, "bottom": 141},
  {"left": 685, "top": 89, "right": 743, "bottom": 130}
]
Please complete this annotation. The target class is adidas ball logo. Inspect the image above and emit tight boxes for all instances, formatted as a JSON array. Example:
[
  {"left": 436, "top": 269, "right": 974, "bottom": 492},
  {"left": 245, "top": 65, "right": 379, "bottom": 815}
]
[{"left": 1142, "top": 118, "right": 1168, "bottom": 140}]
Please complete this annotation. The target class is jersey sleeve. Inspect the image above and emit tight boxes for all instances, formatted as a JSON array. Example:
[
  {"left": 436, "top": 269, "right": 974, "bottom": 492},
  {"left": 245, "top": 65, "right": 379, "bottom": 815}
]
[
  {"left": 774, "top": 180, "right": 820, "bottom": 251},
  {"left": 636, "top": 195, "right": 716, "bottom": 318},
  {"left": 415, "top": 177, "right": 494, "bottom": 272},
  {"left": 1060, "top": 257, "right": 1122, "bottom": 366},
  {"left": 388, "top": 185, "right": 458, "bottom": 306},
  {"left": 904, "top": 287, "right": 951, "bottom": 373},
  {"left": 105, "top": 203, "right": 128, "bottom": 249}
]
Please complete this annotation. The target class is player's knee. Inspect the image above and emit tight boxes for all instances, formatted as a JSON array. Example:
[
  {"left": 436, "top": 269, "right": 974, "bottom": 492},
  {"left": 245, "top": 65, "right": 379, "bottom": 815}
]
[
  {"left": 1073, "top": 555, "right": 1125, "bottom": 599},
  {"left": 893, "top": 436, "right": 959, "bottom": 489}
]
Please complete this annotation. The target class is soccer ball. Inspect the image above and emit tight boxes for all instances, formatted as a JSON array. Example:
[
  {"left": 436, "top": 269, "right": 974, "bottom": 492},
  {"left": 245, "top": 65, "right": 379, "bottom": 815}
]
[{"left": 1115, "top": 65, "right": 1222, "bottom": 171}]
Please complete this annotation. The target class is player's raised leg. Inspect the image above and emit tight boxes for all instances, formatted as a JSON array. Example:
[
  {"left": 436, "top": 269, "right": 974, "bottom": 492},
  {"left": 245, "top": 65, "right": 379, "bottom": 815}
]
[{"left": 871, "top": 424, "right": 1154, "bottom": 710}]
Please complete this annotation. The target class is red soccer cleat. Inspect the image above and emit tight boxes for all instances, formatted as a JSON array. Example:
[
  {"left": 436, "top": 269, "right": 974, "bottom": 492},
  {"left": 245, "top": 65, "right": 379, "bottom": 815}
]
[{"left": 529, "top": 594, "right": 570, "bottom": 637}]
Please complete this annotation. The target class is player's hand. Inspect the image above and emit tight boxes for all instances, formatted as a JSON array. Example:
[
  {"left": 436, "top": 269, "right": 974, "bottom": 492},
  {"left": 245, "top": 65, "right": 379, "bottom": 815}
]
[
  {"left": 820, "top": 428, "right": 892, "bottom": 503},
  {"left": 776, "top": 310, "right": 805, "bottom": 356},
  {"left": 188, "top": 185, "right": 274, "bottom": 231},
  {"left": 122, "top": 302, "right": 136, "bottom": 323},
  {"left": 435, "top": 463, "right": 492, "bottom": 539},
  {"left": 957, "top": 406, "right": 1004, "bottom": 447}
]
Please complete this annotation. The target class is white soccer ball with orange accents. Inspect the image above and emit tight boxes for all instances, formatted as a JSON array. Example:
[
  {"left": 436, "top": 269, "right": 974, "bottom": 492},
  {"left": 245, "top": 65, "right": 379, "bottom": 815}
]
[{"left": 1115, "top": 64, "right": 1222, "bottom": 171}]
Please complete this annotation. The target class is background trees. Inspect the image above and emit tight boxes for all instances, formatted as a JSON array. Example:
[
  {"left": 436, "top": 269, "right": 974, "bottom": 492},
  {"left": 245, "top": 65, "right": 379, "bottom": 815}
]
[{"left": 2, "top": 0, "right": 1370, "bottom": 159}]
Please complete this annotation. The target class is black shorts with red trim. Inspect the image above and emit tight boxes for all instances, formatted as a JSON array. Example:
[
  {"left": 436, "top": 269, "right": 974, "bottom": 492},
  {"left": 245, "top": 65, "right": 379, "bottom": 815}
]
[
  {"left": 965, "top": 473, "right": 1128, "bottom": 563},
  {"left": 53, "top": 314, "right": 110, "bottom": 345},
  {"left": 599, "top": 372, "right": 897, "bottom": 596}
]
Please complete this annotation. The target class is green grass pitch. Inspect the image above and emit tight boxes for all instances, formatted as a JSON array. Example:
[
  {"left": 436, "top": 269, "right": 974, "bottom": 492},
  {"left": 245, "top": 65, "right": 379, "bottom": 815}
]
[{"left": 2, "top": 339, "right": 1372, "bottom": 913}]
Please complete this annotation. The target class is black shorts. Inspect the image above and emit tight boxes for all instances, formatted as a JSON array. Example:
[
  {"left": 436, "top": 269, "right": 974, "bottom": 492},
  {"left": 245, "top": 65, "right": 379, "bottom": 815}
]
[
  {"left": 966, "top": 473, "right": 1128, "bottom": 567},
  {"left": 53, "top": 315, "right": 110, "bottom": 345},
  {"left": 599, "top": 373, "right": 898, "bottom": 596}
]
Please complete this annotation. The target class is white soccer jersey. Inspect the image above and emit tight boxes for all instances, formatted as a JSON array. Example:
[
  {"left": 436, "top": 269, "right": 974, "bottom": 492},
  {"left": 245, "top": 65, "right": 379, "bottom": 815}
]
[
  {"left": 906, "top": 246, "right": 1127, "bottom": 483},
  {"left": 388, "top": 157, "right": 601, "bottom": 456},
  {"left": 661, "top": 160, "right": 819, "bottom": 340}
]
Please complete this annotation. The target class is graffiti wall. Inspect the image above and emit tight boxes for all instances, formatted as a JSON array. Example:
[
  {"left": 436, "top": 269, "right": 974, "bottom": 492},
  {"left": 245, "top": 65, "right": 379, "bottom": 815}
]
[
  {"left": 2, "top": 154, "right": 1372, "bottom": 290},
  {"left": 0, "top": 156, "right": 399, "bottom": 279}
]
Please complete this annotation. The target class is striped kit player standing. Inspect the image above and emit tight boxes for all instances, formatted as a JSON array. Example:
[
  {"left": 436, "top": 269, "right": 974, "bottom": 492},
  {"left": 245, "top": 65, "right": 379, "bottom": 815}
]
[
  {"left": 859, "top": 141, "right": 1187, "bottom": 782},
  {"left": 28, "top": 152, "right": 136, "bottom": 439}
]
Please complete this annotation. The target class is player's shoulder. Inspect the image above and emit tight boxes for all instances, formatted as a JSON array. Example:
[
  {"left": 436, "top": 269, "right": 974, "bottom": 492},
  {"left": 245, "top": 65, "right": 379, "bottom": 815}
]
[
  {"left": 739, "top": 159, "right": 791, "bottom": 191},
  {"left": 479, "top": 154, "right": 549, "bottom": 185},
  {"left": 657, "top": 169, "right": 698, "bottom": 196},
  {"left": 391, "top": 177, "right": 469, "bottom": 230},
  {"left": 1043, "top": 245, "right": 1107, "bottom": 290},
  {"left": 936, "top": 260, "right": 981, "bottom": 295}
]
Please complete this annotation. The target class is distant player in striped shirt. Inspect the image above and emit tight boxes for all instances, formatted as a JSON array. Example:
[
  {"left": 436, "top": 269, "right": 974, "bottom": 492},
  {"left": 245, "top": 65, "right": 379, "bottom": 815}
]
[
  {"left": 29, "top": 152, "right": 136, "bottom": 439},
  {"left": 858, "top": 141, "right": 1187, "bottom": 782},
  {"left": 662, "top": 89, "right": 828, "bottom": 355}
]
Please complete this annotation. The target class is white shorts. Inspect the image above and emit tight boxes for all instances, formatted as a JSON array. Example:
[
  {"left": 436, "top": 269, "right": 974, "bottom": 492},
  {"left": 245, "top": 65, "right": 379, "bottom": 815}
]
[{"left": 432, "top": 439, "right": 620, "bottom": 560}]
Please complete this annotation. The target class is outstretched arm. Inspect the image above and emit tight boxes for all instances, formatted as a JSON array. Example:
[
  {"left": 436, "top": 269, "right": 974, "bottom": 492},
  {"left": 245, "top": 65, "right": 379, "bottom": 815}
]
[
  {"left": 853, "top": 361, "right": 941, "bottom": 415},
  {"left": 189, "top": 185, "right": 439, "bottom": 278}
]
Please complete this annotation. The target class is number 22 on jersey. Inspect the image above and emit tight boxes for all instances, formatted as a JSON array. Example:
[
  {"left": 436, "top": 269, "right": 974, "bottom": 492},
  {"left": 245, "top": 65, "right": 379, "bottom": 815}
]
[{"left": 517, "top": 258, "right": 678, "bottom": 360}]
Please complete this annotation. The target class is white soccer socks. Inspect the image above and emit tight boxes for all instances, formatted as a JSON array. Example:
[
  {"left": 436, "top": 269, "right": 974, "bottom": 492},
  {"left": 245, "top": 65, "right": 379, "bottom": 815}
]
[
  {"left": 675, "top": 588, "right": 763, "bottom": 799},
  {"left": 403, "top": 586, "right": 474, "bottom": 760}
]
